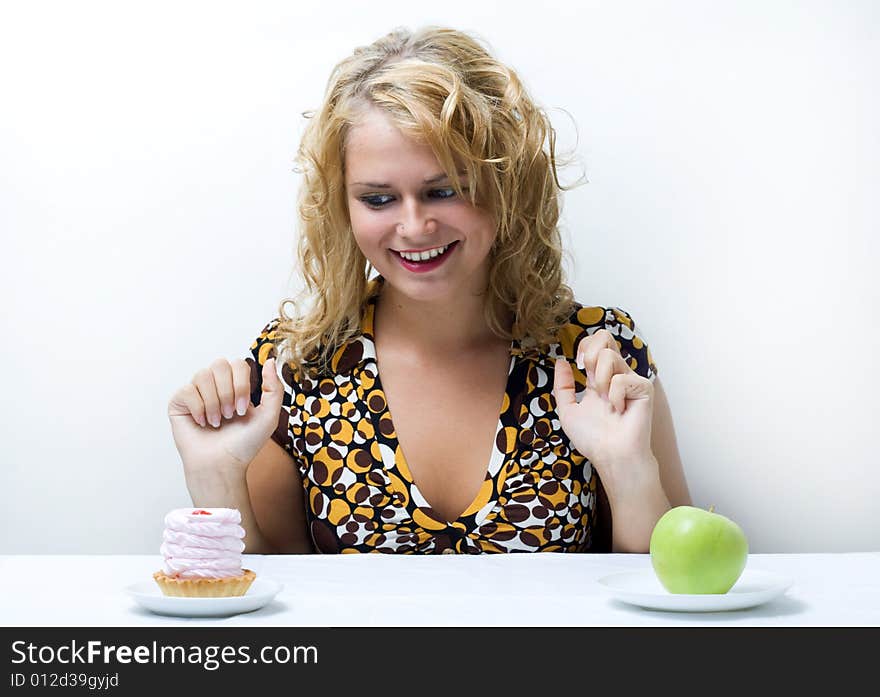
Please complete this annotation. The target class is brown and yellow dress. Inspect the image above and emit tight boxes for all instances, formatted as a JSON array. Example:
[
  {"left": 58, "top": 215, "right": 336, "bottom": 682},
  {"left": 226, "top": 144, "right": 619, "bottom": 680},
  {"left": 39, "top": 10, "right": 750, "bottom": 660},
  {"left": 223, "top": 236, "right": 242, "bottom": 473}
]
[{"left": 248, "top": 276, "right": 657, "bottom": 554}]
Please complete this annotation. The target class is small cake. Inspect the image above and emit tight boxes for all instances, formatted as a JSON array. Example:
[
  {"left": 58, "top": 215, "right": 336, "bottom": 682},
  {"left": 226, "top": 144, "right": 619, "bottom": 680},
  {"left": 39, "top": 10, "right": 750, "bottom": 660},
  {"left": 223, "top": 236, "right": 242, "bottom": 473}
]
[{"left": 153, "top": 508, "right": 256, "bottom": 597}]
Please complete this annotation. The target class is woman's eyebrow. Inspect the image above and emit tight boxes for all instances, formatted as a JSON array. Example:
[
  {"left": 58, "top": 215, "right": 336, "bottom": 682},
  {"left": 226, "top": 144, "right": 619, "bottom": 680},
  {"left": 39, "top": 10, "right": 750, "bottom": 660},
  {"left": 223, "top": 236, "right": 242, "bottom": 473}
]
[{"left": 353, "top": 170, "right": 467, "bottom": 188}]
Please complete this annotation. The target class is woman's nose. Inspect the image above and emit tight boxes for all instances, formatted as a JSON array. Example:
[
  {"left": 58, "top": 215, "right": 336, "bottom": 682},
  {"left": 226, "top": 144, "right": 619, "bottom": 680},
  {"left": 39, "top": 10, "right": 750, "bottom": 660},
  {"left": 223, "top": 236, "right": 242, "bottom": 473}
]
[{"left": 399, "top": 199, "right": 438, "bottom": 236}]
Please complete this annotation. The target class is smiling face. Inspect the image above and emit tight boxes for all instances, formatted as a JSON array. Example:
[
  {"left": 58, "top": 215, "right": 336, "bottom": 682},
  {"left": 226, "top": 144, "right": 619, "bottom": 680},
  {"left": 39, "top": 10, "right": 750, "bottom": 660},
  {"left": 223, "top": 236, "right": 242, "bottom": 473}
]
[{"left": 344, "top": 107, "right": 496, "bottom": 304}]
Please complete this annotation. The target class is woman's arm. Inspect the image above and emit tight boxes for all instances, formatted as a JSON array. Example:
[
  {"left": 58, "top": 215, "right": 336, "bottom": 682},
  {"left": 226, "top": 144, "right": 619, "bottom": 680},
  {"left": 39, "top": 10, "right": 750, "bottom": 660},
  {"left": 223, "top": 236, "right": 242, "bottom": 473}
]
[
  {"left": 650, "top": 377, "right": 692, "bottom": 507},
  {"left": 171, "top": 356, "right": 293, "bottom": 555},
  {"left": 185, "top": 467, "right": 277, "bottom": 554},
  {"left": 604, "top": 376, "right": 691, "bottom": 552},
  {"left": 246, "top": 438, "right": 315, "bottom": 553}
]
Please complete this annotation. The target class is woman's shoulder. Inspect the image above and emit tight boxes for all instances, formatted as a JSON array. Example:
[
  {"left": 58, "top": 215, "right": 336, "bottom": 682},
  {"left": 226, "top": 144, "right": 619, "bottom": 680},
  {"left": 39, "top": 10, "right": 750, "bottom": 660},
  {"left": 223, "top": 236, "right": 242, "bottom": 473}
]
[
  {"left": 249, "top": 318, "right": 282, "bottom": 364},
  {"left": 247, "top": 317, "right": 311, "bottom": 391},
  {"left": 551, "top": 300, "right": 658, "bottom": 380},
  {"left": 247, "top": 317, "right": 333, "bottom": 394}
]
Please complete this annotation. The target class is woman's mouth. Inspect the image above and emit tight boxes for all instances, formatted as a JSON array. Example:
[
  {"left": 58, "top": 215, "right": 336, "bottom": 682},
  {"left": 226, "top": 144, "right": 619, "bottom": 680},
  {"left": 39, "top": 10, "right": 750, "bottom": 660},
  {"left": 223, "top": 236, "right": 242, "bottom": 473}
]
[{"left": 391, "top": 241, "right": 459, "bottom": 273}]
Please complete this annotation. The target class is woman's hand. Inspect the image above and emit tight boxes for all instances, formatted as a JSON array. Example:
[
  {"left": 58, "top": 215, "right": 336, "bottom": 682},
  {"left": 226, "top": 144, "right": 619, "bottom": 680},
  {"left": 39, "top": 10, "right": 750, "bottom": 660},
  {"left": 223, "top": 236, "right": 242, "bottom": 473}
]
[
  {"left": 552, "top": 329, "right": 655, "bottom": 490},
  {"left": 167, "top": 357, "right": 284, "bottom": 476}
]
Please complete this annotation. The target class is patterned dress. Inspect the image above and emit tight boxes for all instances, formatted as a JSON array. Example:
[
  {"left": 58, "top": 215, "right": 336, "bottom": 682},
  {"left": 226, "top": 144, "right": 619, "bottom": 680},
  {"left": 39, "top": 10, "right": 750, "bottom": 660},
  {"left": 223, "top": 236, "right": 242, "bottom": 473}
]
[{"left": 247, "top": 276, "right": 657, "bottom": 554}]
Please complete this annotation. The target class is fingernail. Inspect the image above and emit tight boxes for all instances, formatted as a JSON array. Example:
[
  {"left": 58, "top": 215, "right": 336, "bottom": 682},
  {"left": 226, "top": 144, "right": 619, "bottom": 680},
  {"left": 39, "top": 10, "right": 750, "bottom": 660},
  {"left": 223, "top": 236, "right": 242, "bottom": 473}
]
[
  {"left": 210, "top": 415, "right": 220, "bottom": 428},
  {"left": 236, "top": 397, "right": 248, "bottom": 416},
  {"left": 222, "top": 405, "right": 234, "bottom": 419},
  {"left": 576, "top": 355, "right": 584, "bottom": 370},
  {"left": 586, "top": 370, "right": 594, "bottom": 386},
  {"left": 196, "top": 415, "right": 206, "bottom": 428}
]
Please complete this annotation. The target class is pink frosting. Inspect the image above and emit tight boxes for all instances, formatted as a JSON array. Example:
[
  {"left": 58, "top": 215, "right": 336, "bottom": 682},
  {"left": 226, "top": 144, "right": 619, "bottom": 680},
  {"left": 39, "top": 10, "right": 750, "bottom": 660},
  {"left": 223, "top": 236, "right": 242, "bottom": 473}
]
[{"left": 160, "top": 508, "right": 246, "bottom": 579}]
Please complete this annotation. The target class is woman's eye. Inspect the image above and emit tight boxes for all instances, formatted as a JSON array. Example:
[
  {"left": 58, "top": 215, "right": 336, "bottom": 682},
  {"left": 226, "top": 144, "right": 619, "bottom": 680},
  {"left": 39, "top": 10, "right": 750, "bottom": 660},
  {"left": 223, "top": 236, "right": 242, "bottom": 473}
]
[
  {"left": 429, "top": 187, "right": 458, "bottom": 199},
  {"left": 359, "top": 187, "right": 465, "bottom": 209},
  {"left": 360, "top": 195, "right": 394, "bottom": 208}
]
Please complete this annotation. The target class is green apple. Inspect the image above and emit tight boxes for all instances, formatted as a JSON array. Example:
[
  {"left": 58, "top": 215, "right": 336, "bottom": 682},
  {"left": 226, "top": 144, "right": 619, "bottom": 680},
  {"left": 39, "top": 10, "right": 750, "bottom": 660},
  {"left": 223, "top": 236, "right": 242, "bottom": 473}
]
[{"left": 649, "top": 505, "right": 748, "bottom": 594}]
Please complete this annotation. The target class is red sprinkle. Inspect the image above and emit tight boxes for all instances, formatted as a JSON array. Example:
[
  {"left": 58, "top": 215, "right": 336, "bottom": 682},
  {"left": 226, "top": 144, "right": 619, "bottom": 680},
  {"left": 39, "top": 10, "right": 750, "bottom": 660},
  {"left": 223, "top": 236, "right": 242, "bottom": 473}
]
[{"left": 191, "top": 509, "right": 212, "bottom": 515}]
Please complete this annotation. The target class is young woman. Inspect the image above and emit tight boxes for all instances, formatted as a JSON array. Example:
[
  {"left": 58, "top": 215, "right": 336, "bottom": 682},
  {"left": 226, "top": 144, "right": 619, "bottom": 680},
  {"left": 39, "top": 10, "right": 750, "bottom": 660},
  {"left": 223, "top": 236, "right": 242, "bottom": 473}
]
[{"left": 167, "top": 26, "right": 691, "bottom": 555}]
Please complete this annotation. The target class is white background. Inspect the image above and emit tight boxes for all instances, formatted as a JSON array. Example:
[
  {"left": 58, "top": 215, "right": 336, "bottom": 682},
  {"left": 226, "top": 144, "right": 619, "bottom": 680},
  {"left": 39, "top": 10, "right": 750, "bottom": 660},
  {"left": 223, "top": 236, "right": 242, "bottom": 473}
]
[{"left": 2, "top": 0, "right": 877, "bottom": 553}]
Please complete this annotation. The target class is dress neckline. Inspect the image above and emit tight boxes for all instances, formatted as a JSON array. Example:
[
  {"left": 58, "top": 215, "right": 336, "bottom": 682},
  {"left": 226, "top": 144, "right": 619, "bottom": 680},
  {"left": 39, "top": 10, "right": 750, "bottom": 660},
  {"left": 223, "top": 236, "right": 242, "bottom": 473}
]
[{"left": 357, "top": 276, "right": 517, "bottom": 527}]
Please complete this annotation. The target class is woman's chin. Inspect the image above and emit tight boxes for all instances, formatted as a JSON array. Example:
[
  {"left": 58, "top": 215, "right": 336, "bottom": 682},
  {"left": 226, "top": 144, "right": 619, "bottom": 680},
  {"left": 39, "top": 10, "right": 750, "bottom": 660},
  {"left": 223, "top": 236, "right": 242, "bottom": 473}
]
[{"left": 384, "top": 277, "right": 457, "bottom": 303}]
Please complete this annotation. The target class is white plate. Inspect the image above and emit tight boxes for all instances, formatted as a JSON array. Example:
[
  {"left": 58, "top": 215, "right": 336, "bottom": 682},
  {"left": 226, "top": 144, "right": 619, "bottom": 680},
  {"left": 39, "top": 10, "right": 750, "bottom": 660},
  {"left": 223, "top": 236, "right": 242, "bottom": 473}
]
[
  {"left": 596, "top": 569, "right": 793, "bottom": 612},
  {"left": 125, "top": 577, "right": 283, "bottom": 618}
]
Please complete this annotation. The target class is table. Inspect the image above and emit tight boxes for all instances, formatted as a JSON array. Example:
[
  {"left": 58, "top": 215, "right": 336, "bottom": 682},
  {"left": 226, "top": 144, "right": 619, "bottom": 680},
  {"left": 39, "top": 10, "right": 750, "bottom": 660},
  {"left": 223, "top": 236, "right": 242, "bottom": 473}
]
[{"left": 1, "top": 553, "right": 877, "bottom": 626}]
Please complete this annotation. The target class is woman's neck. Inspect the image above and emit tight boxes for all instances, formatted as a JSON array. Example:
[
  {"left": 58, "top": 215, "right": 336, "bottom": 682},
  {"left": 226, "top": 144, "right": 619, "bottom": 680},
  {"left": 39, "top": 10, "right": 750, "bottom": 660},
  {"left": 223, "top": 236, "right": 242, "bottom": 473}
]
[{"left": 373, "top": 278, "right": 509, "bottom": 356}]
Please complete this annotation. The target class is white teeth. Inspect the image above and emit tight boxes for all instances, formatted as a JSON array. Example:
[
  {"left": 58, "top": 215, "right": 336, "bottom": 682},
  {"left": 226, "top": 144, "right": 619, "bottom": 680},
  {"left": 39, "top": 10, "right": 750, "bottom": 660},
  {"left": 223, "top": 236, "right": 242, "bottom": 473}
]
[{"left": 398, "top": 243, "right": 451, "bottom": 262}]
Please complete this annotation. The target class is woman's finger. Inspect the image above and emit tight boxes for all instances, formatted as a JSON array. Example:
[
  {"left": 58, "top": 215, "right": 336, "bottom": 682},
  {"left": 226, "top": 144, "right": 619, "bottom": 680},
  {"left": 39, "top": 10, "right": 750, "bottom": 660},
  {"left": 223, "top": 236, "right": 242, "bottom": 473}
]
[
  {"left": 192, "top": 367, "right": 223, "bottom": 428},
  {"left": 576, "top": 329, "right": 621, "bottom": 376},
  {"left": 210, "top": 358, "right": 236, "bottom": 420},
  {"left": 168, "top": 382, "right": 207, "bottom": 428},
  {"left": 552, "top": 357, "right": 578, "bottom": 421},
  {"left": 608, "top": 372, "right": 653, "bottom": 414},
  {"left": 593, "top": 348, "right": 631, "bottom": 400},
  {"left": 254, "top": 358, "right": 284, "bottom": 433},
  {"left": 230, "top": 359, "right": 252, "bottom": 416}
]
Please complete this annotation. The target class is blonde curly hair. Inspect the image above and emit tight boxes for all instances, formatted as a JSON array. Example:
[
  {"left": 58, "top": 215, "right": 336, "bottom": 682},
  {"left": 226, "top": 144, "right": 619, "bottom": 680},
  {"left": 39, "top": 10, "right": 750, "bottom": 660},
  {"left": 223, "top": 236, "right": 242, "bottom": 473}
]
[{"left": 277, "top": 26, "right": 580, "bottom": 377}]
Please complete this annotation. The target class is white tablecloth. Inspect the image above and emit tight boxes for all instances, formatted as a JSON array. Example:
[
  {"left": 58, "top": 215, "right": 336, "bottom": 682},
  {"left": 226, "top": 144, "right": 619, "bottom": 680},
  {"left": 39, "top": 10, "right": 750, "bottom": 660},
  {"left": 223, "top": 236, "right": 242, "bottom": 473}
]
[{"left": 1, "top": 553, "right": 877, "bottom": 627}]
